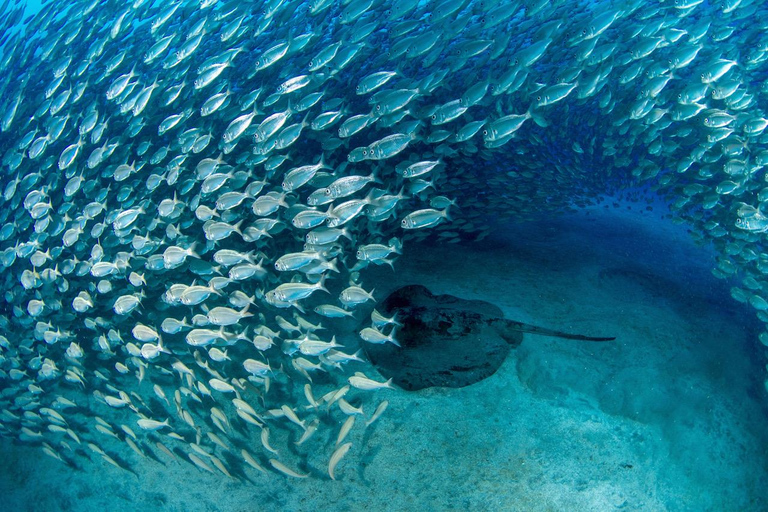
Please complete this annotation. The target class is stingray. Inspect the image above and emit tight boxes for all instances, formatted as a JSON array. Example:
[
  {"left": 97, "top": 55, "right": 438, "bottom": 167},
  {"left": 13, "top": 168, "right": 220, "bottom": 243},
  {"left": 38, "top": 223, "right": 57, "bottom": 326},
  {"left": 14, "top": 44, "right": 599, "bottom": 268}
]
[{"left": 363, "top": 285, "right": 615, "bottom": 391}]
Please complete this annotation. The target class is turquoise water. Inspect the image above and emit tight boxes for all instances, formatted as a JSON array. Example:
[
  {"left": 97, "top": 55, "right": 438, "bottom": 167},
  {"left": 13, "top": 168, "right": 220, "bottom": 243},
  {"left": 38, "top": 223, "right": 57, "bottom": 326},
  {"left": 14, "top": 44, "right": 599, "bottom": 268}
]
[{"left": 0, "top": 0, "right": 767, "bottom": 510}]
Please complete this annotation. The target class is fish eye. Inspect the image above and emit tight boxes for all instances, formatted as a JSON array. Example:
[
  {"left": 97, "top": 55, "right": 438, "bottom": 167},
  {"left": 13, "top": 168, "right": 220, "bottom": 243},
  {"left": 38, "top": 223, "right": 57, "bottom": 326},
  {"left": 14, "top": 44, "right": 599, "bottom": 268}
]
[
  {"left": 376, "top": 105, "right": 381, "bottom": 111},
  {"left": 355, "top": 85, "right": 360, "bottom": 91},
  {"left": 431, "top": 114, "right": 436, "bottom": 120},
  {"left": 324, "top": 189, "right": 331, "bottom": 195},
  {"left": 536, "top": 95, "right": 542, "bottom": 101},
  {"left": 482, "top": 130, "right": 488, "bottom": 136},
  {"left": 582, "top": 29, "right": 587, "bottom": 35}
]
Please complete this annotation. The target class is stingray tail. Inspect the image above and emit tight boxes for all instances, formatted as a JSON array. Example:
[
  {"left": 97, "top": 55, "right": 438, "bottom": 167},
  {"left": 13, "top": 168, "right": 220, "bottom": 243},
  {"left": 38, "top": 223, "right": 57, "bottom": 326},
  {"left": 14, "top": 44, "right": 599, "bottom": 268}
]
[{"left": 495, "top": 318, "right": 616, "bottom": 342}]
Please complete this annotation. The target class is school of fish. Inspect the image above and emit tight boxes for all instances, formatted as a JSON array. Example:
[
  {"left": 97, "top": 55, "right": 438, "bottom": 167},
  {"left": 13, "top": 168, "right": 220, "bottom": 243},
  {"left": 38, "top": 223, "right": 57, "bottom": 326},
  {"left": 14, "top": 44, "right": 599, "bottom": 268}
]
[{"left": 0, "top": 0, "right": 767, "bottom": 482}]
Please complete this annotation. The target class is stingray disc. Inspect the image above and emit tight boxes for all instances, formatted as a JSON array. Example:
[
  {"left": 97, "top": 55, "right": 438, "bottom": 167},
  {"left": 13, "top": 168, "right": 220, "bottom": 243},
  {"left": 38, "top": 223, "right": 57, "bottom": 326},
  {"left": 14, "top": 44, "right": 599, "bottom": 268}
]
[{"left": 364, "top": 285, "right": 520, "bottom": 391}]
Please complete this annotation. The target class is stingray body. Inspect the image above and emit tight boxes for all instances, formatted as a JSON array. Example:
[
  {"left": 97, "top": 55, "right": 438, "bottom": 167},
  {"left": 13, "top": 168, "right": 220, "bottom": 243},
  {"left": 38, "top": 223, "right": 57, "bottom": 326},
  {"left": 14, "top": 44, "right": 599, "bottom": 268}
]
[{"left": 364, "top": 285, "right": 615, "bottom": 391}]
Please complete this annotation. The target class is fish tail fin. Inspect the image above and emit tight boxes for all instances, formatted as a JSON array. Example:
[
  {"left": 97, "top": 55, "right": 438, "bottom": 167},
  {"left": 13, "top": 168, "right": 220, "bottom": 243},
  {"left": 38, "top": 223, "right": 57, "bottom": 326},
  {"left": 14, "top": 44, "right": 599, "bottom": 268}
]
[
  {"left": 528, "top": 107, "right": 549, "bottom": 128},
  {"left": 188, "top": 241, "right": 200, "bottom": 259},
  {"left": 388, "top": 327, "right": 400, "bottom": 347},
  {"left": 319, "top": 274, "right": 330, "bottom": 294},
  {"left": 158, "top": 337, "right": 171, "bottom": 354}
]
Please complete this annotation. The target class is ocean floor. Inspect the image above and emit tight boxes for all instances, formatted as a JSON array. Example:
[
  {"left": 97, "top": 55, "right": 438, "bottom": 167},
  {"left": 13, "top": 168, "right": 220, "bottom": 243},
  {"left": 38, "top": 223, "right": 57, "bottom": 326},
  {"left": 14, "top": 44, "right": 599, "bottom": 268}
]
[{"left": 2, "top": 203, "right": 768, "bottom": 512}]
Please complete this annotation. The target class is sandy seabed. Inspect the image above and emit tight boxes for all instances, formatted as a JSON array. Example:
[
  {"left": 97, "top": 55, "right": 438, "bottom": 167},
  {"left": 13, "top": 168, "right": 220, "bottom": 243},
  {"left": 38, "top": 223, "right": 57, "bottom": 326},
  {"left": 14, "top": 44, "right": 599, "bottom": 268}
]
[{"left": 2, "top": 204, "right": 767, "bottom": 512}]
